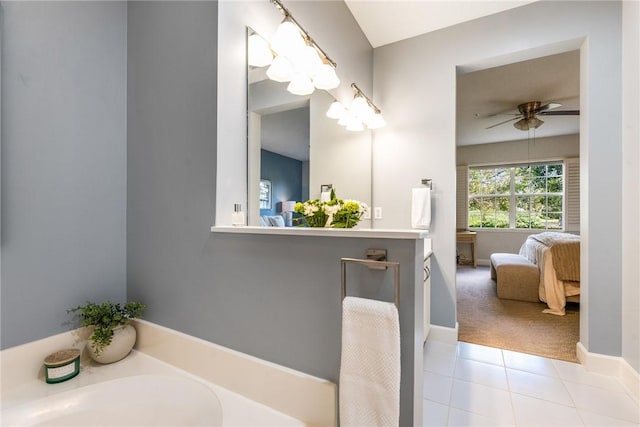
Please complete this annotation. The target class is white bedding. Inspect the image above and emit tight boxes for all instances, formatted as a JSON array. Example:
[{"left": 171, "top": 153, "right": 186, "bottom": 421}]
[{"left": 519, "top": 233, "right": 580, "bottom": 315}]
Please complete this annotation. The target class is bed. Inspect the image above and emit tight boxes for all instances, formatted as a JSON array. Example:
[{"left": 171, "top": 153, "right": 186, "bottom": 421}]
[{"left": 519, "top": 232, "right": 581, "bottom": 315}]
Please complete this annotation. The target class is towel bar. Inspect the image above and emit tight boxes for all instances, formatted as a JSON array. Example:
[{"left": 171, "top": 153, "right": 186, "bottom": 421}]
[{"left": 341, "top": 257, "right": 400, "bottom": 308}]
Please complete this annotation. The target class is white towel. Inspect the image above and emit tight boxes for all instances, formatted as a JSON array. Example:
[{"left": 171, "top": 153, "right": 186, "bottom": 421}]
[
  {"left": 320, "top": 191, "right": 331, "bottom": 202},
  {"left": 339, "top": 296, "right": 400, "bottom": 427},
  {"left": 411, "top": 187, "right": 431, "bottom": 229}
]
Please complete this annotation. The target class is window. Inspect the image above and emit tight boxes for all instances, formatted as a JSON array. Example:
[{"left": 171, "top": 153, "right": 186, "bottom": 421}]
[{"left": 468, "top": 162, "right": 564, "bottom": 230}]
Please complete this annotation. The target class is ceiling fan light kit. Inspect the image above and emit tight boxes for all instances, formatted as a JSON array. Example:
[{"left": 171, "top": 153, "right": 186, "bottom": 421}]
[{"left": 514, "top": 116, "right": 544, "bottom": 131}]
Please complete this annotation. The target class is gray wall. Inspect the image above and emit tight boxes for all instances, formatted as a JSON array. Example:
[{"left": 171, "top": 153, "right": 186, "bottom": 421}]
[
  {"left": 373, "top": 1, "right": 624, "bottom": 357},
  {"left": 456, "top": 134, "right": 579, "bottom": 167},
  {"left": 621, "top": 0, "right": 640, "bottom": 374},
  {"left": 126, "top": 0, "right": 390, "bottom": 393},
  {"left": 0, "top": 1, "right": 127, "bottom": 349},
  {"left": 126, "top": 0, "right": 218, "bottom": 325}
]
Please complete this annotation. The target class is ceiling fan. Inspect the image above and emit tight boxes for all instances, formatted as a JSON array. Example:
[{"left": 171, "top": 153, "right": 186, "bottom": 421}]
[{"left": 486, "top": 101, "right": 580, "bottom": 131}]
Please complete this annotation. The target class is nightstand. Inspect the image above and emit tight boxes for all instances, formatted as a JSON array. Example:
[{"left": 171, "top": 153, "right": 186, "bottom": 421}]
[{"left": 456, "top": 231, "right": 477, "bottom": 268}]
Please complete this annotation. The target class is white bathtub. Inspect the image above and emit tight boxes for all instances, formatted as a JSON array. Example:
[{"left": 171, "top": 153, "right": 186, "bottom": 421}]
[{"left": 1, "top": 374, "right": 223, "bottom": 426}]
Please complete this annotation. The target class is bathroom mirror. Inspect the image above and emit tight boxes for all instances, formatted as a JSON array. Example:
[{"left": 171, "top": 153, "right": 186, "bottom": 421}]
[{"left": 246, "top": 27, "right": 372, "bottom": 227}]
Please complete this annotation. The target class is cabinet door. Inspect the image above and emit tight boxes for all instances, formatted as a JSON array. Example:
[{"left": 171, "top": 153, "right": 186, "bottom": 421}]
[{"left": 423, "top": 256, "right": 431, "bottom": 343}]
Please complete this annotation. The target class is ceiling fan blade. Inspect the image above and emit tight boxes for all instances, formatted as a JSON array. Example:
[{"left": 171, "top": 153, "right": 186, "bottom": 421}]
[
  {"left": 485, "top": 116, "right": 520, "bottom": 129},
  {"left": 539, "top": 109, "right": 580, "bottom": 116},
  {"left": 486, "top": 113, "right": 520, "bottom": 118},
  {"left": 537, "top": 102, "right": 562, "bottom": 113}
]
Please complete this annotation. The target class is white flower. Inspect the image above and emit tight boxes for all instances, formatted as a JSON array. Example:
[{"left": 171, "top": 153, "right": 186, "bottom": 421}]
[
  {"left": 324, "top": 204, "right": 340, "bottom": 215},
  {"left": 304, "top": 204, "right": 318, "bottom": 216}
]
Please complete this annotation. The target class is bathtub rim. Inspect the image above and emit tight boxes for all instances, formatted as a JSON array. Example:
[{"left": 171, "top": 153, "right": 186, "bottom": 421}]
[{"left": 0, "top": 320, "right": 337, "bottom": 427}]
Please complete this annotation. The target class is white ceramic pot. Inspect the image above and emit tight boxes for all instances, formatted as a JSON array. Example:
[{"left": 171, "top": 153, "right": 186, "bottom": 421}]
[{"left": 87, "top": 324, "right": 137, "bottom": 364}]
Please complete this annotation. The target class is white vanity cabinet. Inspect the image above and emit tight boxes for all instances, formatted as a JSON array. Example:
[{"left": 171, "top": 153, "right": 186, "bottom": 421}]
[{"left": 423, "top": 254, "right": 432, "bottom": 343}]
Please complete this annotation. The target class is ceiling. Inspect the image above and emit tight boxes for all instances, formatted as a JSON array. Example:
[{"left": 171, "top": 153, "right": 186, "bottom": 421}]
[
  {"left": 456, "top": 50, "right": 580, "bottom": 146},
  {"left": 343, "top": 0, "right": 537, "bottom": 49},
  {"left": 343, "top": 0, "right": 579, "bottom": 146}
]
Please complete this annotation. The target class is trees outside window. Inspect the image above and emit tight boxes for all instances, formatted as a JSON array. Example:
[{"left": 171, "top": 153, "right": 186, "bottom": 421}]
[{"left": 468, "top": 162, "right": 564, "bottom": 230}]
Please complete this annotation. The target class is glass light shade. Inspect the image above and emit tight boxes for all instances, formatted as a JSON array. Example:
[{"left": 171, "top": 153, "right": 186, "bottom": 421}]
[
  {"left": 313, "top": 63, "right": 340, "bottom": 90},
  {"left": 248, "top": 34, "right": 273, "bottom": 67},
  {"left": 326, "top": 101, "right": 347, "bottom": 119},
  {"left": 338, "top": 111, "right": 352, "bottom": 126},
  {"left": 365, "top": 112, "right": 386, "bottom": 129},
  {"left": 514, "top": 116, "right": 544, "bottom": 131},
  {"left": 346, "top": 116, "right": 365, "bottom": 131},
  {"left": 266, "top": 55, "right": 293, "bottom": 82},
  {"left": 287, "top": 72, "right": 315, "bottom": 96},
  {"left": 271, "top": 20, "right": 305, "bottom": 58},
  {"left": 294, "top": 44, "right": 323, "bottom": 76},
  {"left": 514, "top": 119, "right": 527, "bottom": 130},
  {"left": 528, "top": 117, "right": 544, "bottom": 128},
  {"left": 350, "top": 95, "right": 374, "bottom": 121}
]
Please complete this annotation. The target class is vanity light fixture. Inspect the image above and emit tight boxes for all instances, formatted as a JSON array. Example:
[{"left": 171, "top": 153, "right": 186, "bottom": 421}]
[
  {"left": 270, "top": 17, "right": 305, "bottom": 58},
  {"left": 326, "top": 83, "right": 386, "bottom": 131},
  {"left": 350, "top": 83, "right": 386, "bottom": 130},
  {"left": 264, "top": 0, "right": 340, "bottom": 93}
]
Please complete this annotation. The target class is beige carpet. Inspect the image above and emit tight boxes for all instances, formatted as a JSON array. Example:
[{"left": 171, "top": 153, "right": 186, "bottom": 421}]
[{"left": 457, "top": 266, "right": 579, "bottom": 362}]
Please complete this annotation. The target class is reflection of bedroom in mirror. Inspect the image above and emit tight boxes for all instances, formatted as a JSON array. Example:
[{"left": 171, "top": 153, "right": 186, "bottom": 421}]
[{"left": 454, "top": 49, "right": 582, "bottom": 363}]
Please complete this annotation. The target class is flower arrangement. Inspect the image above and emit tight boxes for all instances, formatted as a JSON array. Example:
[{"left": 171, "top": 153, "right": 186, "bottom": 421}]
[
  {"left": 331, "top": 199, "right": 367, "bottom": 228},
  {"left": 294, "top": 189, "right": 368, "bottom": 228},
  {"left": 294, "top": 198, "right": 329, "bottom": 227}
]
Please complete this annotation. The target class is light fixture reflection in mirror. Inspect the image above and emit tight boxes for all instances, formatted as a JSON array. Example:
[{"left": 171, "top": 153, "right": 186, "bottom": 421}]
[
  {"left": 248, "top": 33, "right": 273, "bottom": 68},
  {"left": 247, "top": 26, "right": 373, "bottom": 229}
]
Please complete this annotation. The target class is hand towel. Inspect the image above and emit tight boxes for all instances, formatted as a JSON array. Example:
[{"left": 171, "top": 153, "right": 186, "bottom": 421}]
[
  {"left": 320, "top": 191, "right": 331, "bottom": 202},
  {"left": 339, "top": 296, "right": 400, "bottom": 427},
  {"left": 411, "top": 187, "right": 431, "bottom": 229}
]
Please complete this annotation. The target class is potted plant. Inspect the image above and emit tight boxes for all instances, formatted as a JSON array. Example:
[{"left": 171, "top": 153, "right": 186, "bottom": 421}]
[{"left": 68, "top": 300, "right": 146, "bottom": 364}]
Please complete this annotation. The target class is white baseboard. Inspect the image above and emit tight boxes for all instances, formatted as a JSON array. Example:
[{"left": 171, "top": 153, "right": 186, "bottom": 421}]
[
  {"left": 427, "top": 323, "right": 459, "bottom": 345},
  {"left": 577, "top": 342, "right": 640, "bottom": 404}
]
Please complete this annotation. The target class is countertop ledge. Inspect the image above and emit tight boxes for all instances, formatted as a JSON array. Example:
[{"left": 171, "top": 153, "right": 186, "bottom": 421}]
[{"left": 211, "top": 225, "right": 429, "bottom": 239}]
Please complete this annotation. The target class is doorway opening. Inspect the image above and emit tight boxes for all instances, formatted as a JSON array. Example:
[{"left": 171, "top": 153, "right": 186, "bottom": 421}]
[{"left": 454, "top": 49, "right": 581, "bottom": 362}]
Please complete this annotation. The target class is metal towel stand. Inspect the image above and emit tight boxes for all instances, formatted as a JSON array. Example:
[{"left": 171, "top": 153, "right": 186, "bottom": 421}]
[{"left": 341, "top": 257, "right": 400, "bottom": 308}]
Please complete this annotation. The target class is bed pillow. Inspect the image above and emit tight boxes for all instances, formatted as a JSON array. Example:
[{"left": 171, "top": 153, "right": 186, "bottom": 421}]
[{"left": 260, "top": 215, "right": 285, "bottom": 227}]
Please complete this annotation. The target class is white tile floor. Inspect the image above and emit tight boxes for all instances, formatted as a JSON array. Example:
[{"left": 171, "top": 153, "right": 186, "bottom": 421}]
[{"left": 423, "top": 341, "right": 640, "bottom": 426}]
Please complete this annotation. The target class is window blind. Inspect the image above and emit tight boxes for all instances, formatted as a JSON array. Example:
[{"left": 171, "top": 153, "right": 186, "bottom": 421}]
[
  {"left": 456, "top": 165, "right": 468, "bottom": 230},
  {"left": 565, "top": 158, "right": 580, "bottom": 231}
]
